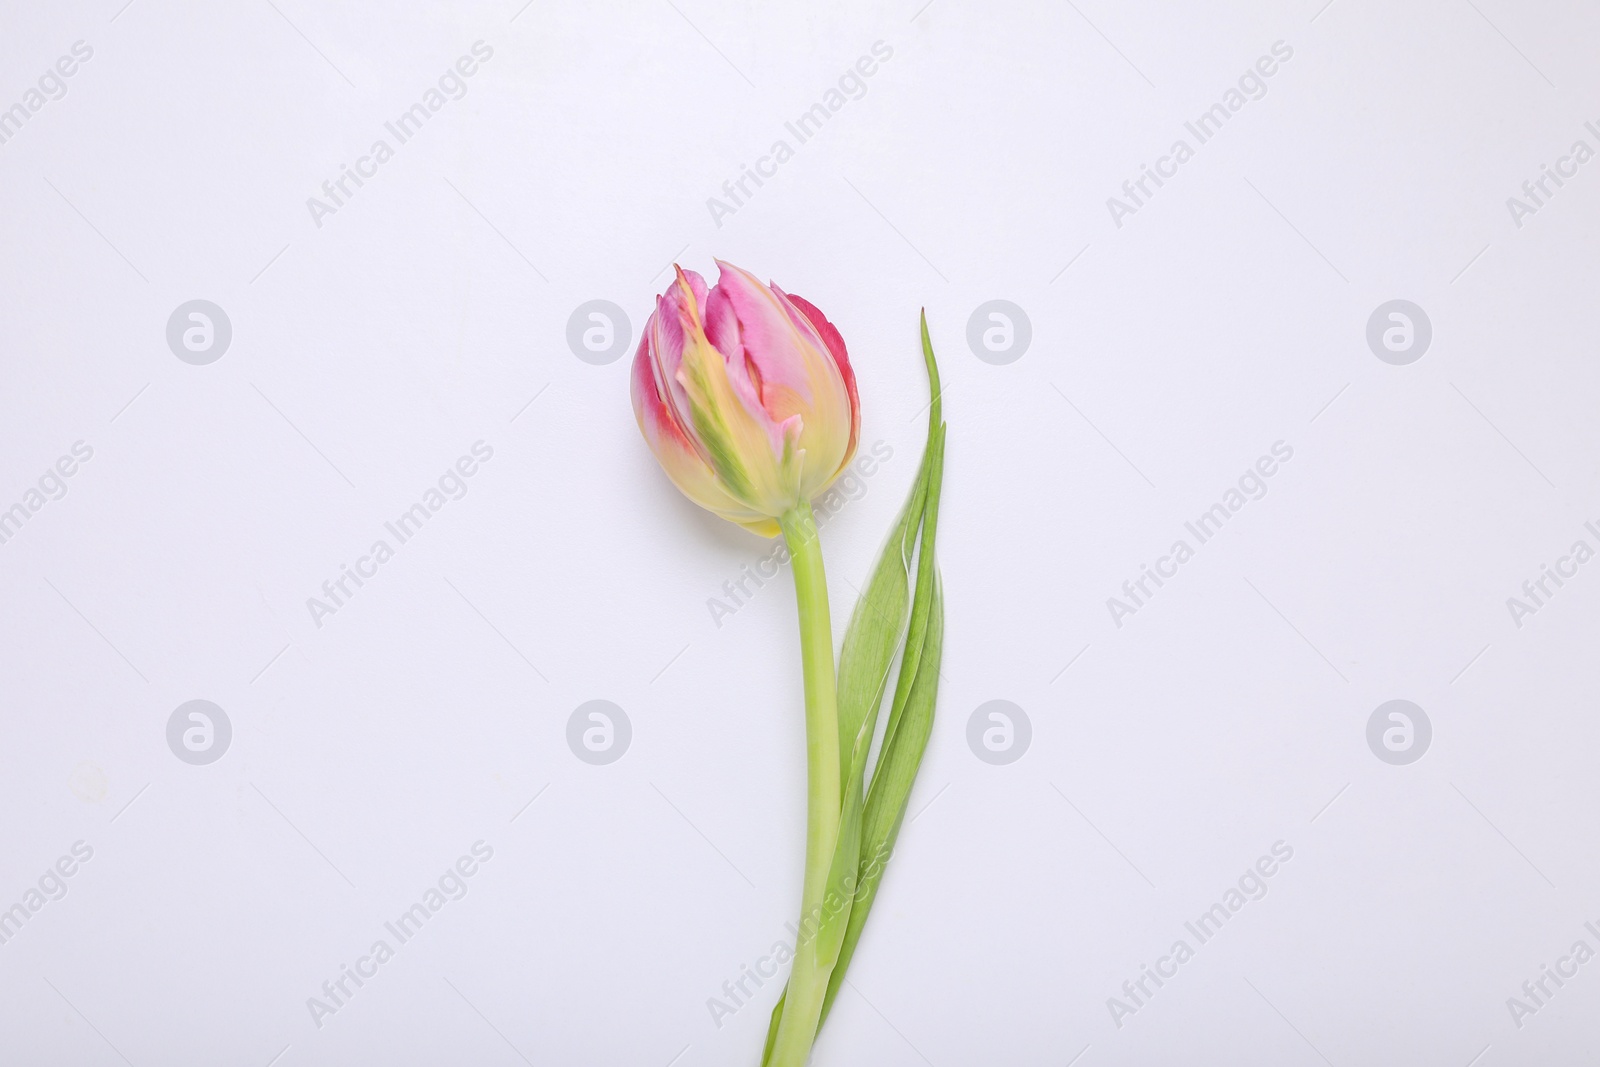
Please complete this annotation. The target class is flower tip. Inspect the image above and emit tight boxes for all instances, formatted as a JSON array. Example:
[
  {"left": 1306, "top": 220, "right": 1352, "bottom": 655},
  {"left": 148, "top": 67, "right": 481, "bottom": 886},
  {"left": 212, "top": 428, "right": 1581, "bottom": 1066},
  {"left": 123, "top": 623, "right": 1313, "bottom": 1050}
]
[
  {"left": 669, "top": 264, "right": 703, "bottom": 319},
  {"left": 712, "top": 258, "right": 766, "bottom": 290}
]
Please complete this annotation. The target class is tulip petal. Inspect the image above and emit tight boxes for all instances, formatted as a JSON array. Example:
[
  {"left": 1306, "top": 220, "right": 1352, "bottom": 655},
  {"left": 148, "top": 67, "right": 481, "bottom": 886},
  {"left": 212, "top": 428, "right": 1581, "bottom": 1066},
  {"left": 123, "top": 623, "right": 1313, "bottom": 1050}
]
[
  {"left": 647, "top": 267, "right": 711, "bottom": 440},
  {"left": 707, "top": 272, "right": 814, "bottom": 418},
  {"left": 712, "top": 262, "right": 828, "bottom": 409},
  {"left": 703, "top": 283, "right": 794, "bottom": 464},
  {"left": 633, "top": 301, "right": 783, "bottom": 534},
  {"left": 670, "top": 269, "right": 800, "bottom": 515},
  {"left": 711, "top": 262, "right": 856, "bottom": 496},
  {"left": 783, "top": 290, "right": 860, "bottom": 478}
]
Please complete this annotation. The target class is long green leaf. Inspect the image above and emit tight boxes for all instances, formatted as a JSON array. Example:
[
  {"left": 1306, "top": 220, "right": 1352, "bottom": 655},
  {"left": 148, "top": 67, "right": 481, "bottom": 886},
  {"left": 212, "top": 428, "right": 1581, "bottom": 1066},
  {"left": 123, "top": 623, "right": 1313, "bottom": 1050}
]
[
  {"left": 761, "top": 312, "right": 947, "bottom": 1061},
  {"left": 801, "top": 412, "right": 934, "bottom": 989},
  {"left": 836, "top": 455, "right": 929, "bottom": 786},
  {"left": 820, "top": 432, "right": 943, "bottom": 1023},
  {"left": 814, "top": 314, "right": 945, "bottom": 1022}
]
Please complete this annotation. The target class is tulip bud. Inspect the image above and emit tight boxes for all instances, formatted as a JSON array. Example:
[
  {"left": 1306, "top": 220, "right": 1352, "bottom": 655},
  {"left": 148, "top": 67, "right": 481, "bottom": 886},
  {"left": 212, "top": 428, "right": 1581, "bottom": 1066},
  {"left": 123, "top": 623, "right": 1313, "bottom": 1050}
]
[{"left": 631, "top": 261, "right": 860, "bottom": 536}]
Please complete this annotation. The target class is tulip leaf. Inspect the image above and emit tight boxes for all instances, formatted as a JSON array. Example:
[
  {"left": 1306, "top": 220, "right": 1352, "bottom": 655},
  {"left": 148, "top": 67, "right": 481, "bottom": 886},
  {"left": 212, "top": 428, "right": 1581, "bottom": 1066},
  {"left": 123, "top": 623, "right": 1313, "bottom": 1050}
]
[
  {"left": 820, "top": 431, "right": 943, "bottom": 1025},
  {"left": 761, "top": 998, "right": 783, "bottom": 1067},
  {"left": 761, "top": 313, "right": 947, "bottom": 1061},
  {"left": 804, "top": 433, "right": 932, "bottom": 966},
  {"left": 835, "top": 454, "right": 928, "bottom": 789},
  {"left": 797, "top": 425, "right": 930, "bottom": 1012}
]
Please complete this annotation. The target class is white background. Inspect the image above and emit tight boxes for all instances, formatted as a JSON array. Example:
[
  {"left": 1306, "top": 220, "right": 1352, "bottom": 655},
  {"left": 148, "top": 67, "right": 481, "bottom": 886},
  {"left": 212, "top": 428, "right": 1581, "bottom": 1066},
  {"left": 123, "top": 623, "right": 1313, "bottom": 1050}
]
[{"left": 2, "top": 0, "right": 1599, "bottom": 1064}]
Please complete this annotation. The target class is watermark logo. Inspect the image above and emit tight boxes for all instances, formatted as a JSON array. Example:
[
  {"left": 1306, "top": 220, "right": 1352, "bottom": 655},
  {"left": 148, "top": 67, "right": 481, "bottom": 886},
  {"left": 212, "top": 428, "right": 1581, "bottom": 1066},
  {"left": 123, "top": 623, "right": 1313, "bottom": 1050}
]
[
  {"left": 166, "top": 300, "right": 232, "bottom": 365},
  {"left": 1105, "top": 40, "right": 1294, "bottom": 228},
  {"left": 1366, "top": 300, "right": 1431, "bottom": 365},
  {"left": 307, "top": 441, "right": 495, "bottom": 629},
  {"left": 0, "top": 40, "right": 94, "bottom": 149},
  {"left": 1507, "top": 922, "right": 1600, "bottom": 1029},
  {"left": 706, "top": 441, "right": 894, "bottom": 628},
  {"left": 1505, "top": 520, "right": 1600, "bottom": 629},
  {"left": 1366, "top": 699, "right": 1430, "bottom": 765},
  {"left": 1108, "top": 441, "right": 1294, "bottom": 628},
  {"left": 0, "top": 439, "right": 94, "bottom": 548},
  {"left": 306, "top": 42, "right": 494, "bottom": 229},
  {"left": 705, "top": 41, "right": 894, "bottom": 227},
  {"left": 567, "top": 700, "right": 631, "bottom": 765},
  {"left": 166, "top": 700, "right": 231, "bottom": 765},
  {"left": 966, "top": 300, "right": 1031, "bottom": 365},
  {"left": 967, "top": 700, "right": 1031, "bottom": 764},
  {"left": 705, "top": 841, "right": 892, "bottom": 1028},
  {"left": 1108, "top": 841, "right": 1293, "bottom": 1029},
  {"left": 1506, "top": 121, "right": 1600, "bottom": 230},
  {"left": 306, "top": 841, "right": 494, "bottom": 1028},
  {"left": 0, "top": 841, "right": 94, "bottom": 947},
  {"left": 566, "top": 300, "right": 632, "bottom": 365}
]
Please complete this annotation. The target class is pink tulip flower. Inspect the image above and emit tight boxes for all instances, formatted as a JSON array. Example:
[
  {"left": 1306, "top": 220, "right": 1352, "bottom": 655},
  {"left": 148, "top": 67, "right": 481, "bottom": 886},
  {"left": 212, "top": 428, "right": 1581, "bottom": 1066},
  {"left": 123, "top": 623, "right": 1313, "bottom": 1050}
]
[{"left": 631, "top": 260, "right": 860, "bottom": 536}]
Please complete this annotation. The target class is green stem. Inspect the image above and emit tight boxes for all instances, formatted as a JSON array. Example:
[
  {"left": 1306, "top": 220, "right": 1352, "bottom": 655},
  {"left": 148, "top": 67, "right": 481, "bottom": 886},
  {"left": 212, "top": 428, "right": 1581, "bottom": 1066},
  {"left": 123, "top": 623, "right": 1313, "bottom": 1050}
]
[{"left": 769, "top": 501, "right": 840, "bottom": 1067}]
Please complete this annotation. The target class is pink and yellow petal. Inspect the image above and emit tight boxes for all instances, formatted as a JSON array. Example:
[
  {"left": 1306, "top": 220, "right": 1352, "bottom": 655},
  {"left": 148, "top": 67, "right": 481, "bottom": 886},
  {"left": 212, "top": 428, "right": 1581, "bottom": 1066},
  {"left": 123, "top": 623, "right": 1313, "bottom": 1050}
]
[
  {"left": 784, "top": 290, "right": 860, "bottom": 474},
  {"left": 670, "top": 272, "right": 799, "bottom": 515},
  {"left": 709, "top": 263, "right": 855, "bottom": 491}
]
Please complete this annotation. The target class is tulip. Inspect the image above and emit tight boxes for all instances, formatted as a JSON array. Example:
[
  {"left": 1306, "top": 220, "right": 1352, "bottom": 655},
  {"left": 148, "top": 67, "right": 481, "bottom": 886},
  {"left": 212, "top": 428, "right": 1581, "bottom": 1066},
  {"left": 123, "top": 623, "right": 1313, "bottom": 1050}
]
[
  {"left": 634, "top": 262, "right": 859, "bottom": 1061},
  {"left": 631, "top": 264, "right": 946, "bottom": 1067},
  {"left": 631, "top": 260, "right": 860, "bottom": 537}
]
